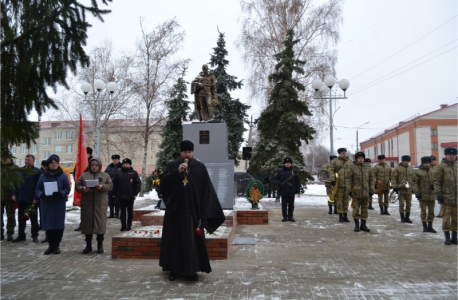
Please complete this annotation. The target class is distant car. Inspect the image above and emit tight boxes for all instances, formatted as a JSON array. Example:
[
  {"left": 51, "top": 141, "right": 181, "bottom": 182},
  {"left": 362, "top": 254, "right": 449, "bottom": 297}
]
[{"left": 234, "top": 171, "right": 270, "bottom": 196}]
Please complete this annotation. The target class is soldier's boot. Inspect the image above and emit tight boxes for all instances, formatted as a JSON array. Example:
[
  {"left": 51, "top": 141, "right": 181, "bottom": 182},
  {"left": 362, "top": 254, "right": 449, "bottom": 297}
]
[
  {"left": 353, "top": 219, "right": 360, "bottom": 232},
  {"left": 328, "top": 205, "right": 333, "bottom": 214},
  {"left": 343, "top": 213, "right": 350, "bottom": 223},
  {"left": 400, "top": 213, "right": 406, "bottom": 223},
  {"left": 444, "top": 231, "right": 451, "bottom": 245},
  {"left": 422, "top": 222, "right": 428, "bottom": 232},
  {"left": 380, "top": 206, "right": 384, "bottom": 215},
  {"left": 427, "top": 222, "right": 437, "bottom": 233},
  {"left": 154, "top": 200, "right": 162, "bottom": 209},
  {"left": 339, "top": 214, "right": 344, "bottom": 222},
  {"left": 83, "top": 234, "right": 92, "bottom": 254},
  {"left": 333, "top": 205, "right": 338, "bottom": 214},
  {"left": 405, "top": 212, "right": 412, "bottom": 223},
  {"left": 368, "top": 203, "right": 374, "bottom": 210},
  {"left": 384, "top": 206, "right": 390, "bottom": 215},
  {"left": 97, "top": 234, "right": 104, "bottom": 254},
  {"left": 451, "top": 231, "right": 457, "bottom": 245},
  {"left": 360, "top": 219, "right": 370, "bottom": 232}
]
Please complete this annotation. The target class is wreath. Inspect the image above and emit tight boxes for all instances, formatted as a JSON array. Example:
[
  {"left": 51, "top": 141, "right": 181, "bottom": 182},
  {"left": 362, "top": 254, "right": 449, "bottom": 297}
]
[{"left": 246, "top": 180, "right": 264, "bottom": 204}]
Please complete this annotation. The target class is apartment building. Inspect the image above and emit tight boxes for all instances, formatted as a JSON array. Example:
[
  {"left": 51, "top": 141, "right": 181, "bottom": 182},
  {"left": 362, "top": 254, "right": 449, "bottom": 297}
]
[{"left": 360, "top": 103, "right": 458, "bottom": 167}]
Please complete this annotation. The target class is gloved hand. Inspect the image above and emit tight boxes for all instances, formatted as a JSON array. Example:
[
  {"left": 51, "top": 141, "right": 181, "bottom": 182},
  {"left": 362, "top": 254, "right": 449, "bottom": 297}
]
[
  {"left": 437, "top": 196, "right": 444, "bottom": 204},
  {"left": 394, "top": 188, "right": 399, "bottom": 194},
  {"left": 331, "top": 181, "right": 336, "bottom": 186},
  {"left": 52, "top": 191, "right": 61, "bottom": 198},
  {"left": 369, "top": 192, "right": 374, "bottom": 197},
  {"left": 415, "top": 194, "right": 421, "bottom": 200}
]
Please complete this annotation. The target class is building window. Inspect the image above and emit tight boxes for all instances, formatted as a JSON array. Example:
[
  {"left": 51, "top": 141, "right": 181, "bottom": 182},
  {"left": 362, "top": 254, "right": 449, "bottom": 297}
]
[
  {"left": 66, "top": 145, "right": 73, "bottom": 154},
  {"left": 10, "top": 145, "right": 16, "bottom": 154},
  {"left": 55, "top": 145, "right": 62, "bottom": 154},
  {"left": 31, "top": 145, "right": 38, "bottom": 154},
  {"left": 431, "top": 142, "right": 438, "bottom": 150},
  {"left": 19, "top": 159, "right": 25, "bottom": 166},
  {"left": 374, "top": 146, "right": 377, "bottom": 157},
  {"left": 431, "top": 129, "right": 438, "bottom": 136},
  {"left": 43, "top": 151, "right": 50, "bottom": 159},
  {"left": 66, "top": 131, "right": 73, "bottom": 140},
  {"left": 391, "top": 139, "right": 394, "bottom": 151},
  {"left": 20, "top": 145, "right": 28, "bottom": 154},
  {"left": 368, "top": 149, "right": 370, "bottom": 157},
  {"left": 55, "top": 131, "right": 62, "bottom": 140},
  {"left": 44, "top": 137, "right": 51, "bottom": 146},
  {"left": 390, "top": 162, "right": 395, "bottom": 168}
]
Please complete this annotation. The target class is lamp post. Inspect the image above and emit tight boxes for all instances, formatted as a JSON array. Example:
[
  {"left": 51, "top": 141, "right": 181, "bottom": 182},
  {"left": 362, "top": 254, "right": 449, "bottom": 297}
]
[
  {"left": 312, "top": 76, "right": 350, "bottom": 154},
  {"left": 356, "top": 121, "right": 369, "bottom": 152},
  {"left": 80, "top": 80, "right": 118, "bottom": 157}
]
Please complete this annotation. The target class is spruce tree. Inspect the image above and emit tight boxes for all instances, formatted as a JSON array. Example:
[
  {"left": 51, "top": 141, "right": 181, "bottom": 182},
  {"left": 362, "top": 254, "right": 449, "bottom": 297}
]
[
  {"left": 208, "top": 31, "right": 250, "bottom": 166},
  {"left": 250, "top": 29, "right": 316, "bottom": 185},
  {"left": 156, "top": 67, "right": 191, "bottom": 168}
]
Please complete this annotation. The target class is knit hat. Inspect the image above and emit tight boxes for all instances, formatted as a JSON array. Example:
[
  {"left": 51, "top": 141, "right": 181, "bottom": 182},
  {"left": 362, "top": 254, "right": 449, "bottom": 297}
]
[
  {"left": 46, "top": 155, "right": 60, "bottom": 165},
  {"left": 364, "top": 158, "right": 371, "bottom": 163},
  {"left": 401, "top": 155, "right": 411, "bottom": 162},
  {"left": 283, "top": 157, "right": 293, "bottom": 164},
  {"left": 355, "top": 151, "right": 365, "bottom": 160},
  {"left": 180, "top": 140, "right": 194, "bottom": 152},
  {"left": 377, "top": 155, "right": 385, "bottom": 160},
  {"left": 337, "top": 148, "right": 347, "bottom": 154},
  {"left": 122, "top": 158, "right": 132, "bottom": 165},
  {"left": 329, "top": 155, "right": 337, "bottom": 161},
  {"left": 421, "top": 156, "right": 431, "bottom": 164},
  {"left": 111, "top": 154, "right": 120, "bottom": 160},
  {"left": 444, "top": 147, "right": 457, "bottom": 155},
  {"left": 41, "top": 160, "right": 48, "bottom": 167}
]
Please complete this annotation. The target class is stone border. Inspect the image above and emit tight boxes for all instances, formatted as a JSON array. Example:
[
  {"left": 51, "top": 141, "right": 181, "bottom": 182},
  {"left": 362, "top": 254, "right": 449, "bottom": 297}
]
[{"left": 236, "top": 209, "right": 268, "bottom": 225}]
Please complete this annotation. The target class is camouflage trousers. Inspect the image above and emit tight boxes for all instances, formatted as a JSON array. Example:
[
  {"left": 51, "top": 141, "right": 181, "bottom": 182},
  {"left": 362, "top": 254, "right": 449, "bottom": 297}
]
[
  {"left": 352, "top": 197, "right": 369, "bottom": 220},
  {"left": 325, "top": 185, "right": 333, "bottom": 206},
  {"left": 398, "top": 191, "right": 412, "bottom": 213},
  {"left": 336, "top": 187, "right": 349, "bottom": 214},
  {"left": 419, "top": 201, "right": 435, "bottom": 222},
  {"left": 377, "top": 189, "right": 389, "bottom": 207},
  {"left": 442, "top": 204, "right": 457, "bottom": 232},
  {"left": 1, "top": 200, "right": 16, "bottom": 237}
]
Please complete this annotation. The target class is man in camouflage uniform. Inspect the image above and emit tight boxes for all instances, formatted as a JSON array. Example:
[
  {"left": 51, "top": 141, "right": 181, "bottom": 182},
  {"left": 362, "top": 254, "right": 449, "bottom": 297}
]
[
  {"left": 373, "top": 155, "right": 392, "bottom": 215},
  {"left": 412, "top": 156, "right": 436, "bottom": 233},
  {"left": 364, "top": 158, "right": 375, "bottom": 210},
  {"left": 329, "top": 148, "right": 352, "bottom": 223},
  {"left": 430, "top": 155, "right": 442, "bottom": 217},
  {"left": 392, "top": 155, "right": 414, "bottom": 223},
  {"left": 347, "top": 152, "right": 374, "bottom": 232},
  {"left": 1, "top": 150, "right": 17, "bottom": 241},
  {"left": 320, "top": 155, "right": 337, "bottom": 214},
  {"left": 190, "top": 64, "right": 217, "bottom": 122},
  {"left": 434, "top": 147, "right": 457, "bottom": 245}
]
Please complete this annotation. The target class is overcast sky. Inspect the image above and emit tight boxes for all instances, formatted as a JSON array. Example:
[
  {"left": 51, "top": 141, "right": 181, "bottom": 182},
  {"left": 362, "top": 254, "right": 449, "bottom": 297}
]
[{"left": 43, "top": 0, "right": 457, "bottom": 153}]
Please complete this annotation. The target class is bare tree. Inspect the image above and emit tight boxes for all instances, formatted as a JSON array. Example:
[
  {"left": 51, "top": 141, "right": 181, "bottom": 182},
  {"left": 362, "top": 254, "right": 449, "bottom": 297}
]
[
  {"left": 237, "top": 0, "right": 343, "bottom": 126},
  {"left": 132, "top": 18, "right": 187, "bottom": 175}
]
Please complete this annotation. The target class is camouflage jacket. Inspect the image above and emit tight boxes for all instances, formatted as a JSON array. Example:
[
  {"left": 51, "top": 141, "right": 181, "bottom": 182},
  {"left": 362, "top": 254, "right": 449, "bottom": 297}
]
[
  {"left": 433, "top": 159, "right": 457, "bottom": 206},
  {"left": 329, "top": 157, "right": 352, "bottom": 189},
  {"left": 372, "top": 162, "right": 392, "bottom": 190},
  {"left": 412, "top": 166, "right": 435, "bottom": 201},
  {"left": 392, "top": 164, "right": 414, "bottom": 194},
  {"left": 346, "top": 162, "right": 374, "bottom": 199},
  {"left": 319, "top": 163, "right": 331, "bottom": 187}
]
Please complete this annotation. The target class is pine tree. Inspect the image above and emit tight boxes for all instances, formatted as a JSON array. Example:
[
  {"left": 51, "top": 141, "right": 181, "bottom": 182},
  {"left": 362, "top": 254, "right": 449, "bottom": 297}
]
[
  {"left": 250, "top": 29, "right": 316, "bottom": 185},
  {"left": 156, "top": 67, "right": 191, "bottom": 168},
  {"left": 209, "top": 31, "right": 250, "bottom": 166}
]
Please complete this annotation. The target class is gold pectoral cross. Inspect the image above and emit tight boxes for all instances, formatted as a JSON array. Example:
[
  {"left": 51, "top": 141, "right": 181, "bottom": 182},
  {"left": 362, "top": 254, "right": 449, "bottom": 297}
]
[{"left": 183, "top": 178, "right": 188, "bottom": 187}]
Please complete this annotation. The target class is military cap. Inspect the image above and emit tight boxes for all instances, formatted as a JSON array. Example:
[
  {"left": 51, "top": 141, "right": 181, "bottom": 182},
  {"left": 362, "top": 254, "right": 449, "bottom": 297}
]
[
  {"left": 421, "top": 156, "right": 431, "bottom": 164},
  {"left": 429, "top": 155, "right": 436, "bottom": 161},
  {"left": 122, "top": 158, "right": 132, "bottom": 165},
  {"left": 364, "top": 158, "right": 371, "bottom": 163},
  {"left": 355, "top": 151, "right": 365, "bottom": 160},
  {"left": 329, "top": 155, "right": 337, "bottom": 161},
  {"left": 337, "top": 148, "right": 347, "bottom": 154},
  {"left": 377, "top": 154, "right": 385, "bottom": 160},
  {"left": 111, "top": 154, "right": 120, "bottom": 160},
  {"left": 444, "top": 147, "right": 457, "bottom": 155},
  {"left": 283, "top": 157, "right": 293, "bottom": 164},
  {"left": 401, "top": 155, "right": 411, "bottom": 162},
  {"left": 180, "top": 140, "right": 194, "bottom": 152}
]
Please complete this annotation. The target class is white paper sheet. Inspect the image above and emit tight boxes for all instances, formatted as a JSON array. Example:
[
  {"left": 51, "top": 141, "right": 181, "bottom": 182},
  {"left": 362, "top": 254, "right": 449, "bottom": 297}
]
[
  {"left": 44, "top": 182, "right": 58, "bottom": 196},
  {"left": 85, "top": 179, "right": 99, "bottom": 188}
]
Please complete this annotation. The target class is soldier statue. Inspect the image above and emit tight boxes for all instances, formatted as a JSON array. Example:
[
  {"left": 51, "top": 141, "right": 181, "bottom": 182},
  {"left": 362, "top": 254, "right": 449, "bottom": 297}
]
[{"left": 190, "top": 64, "right": 218, "bottom": 122}]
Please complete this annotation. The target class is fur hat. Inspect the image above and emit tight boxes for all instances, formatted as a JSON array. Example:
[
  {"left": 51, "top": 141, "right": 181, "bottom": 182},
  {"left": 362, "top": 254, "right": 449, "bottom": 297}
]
[
  {"left": 329, "top": 155, "right": 337, "bottom": 161},
  {"left": 364, "top": 158, "right": 371, "bottom": 163},
  {"left": 46, "top": 155, "right": 60, "bottom": 165},
  {"left": 337, "top": 148, "right": 347, "bottom": 154},
  {"left": 111, "top": 154, "right": 120, "bottom": 160},
  {"left": 86, "top": 147, "right": 93, "bottom": 155},
  {"left": 122, "top": 158, "right": 132, "bottom": 165},
  {"left": 444, "top": 147, "right": 457, "bottom": 155},
  {"left": 283, "top": 157, "right": 293, "bottom": 164},
  {"left": 355, "top": 151, "right": 365, "bottom": 160},
  {"left": 180, "top": 140, "right": 194, "bottom": 152},
  {"left": 421, "top": 156, "right": 431, "bottom": 164},
  {"left": 377, "top": 155, "right": 385, "bottom": 160},
  {"left": 41, "top": 160, "right": 47, "bottom": 167},
  {"left": 401, "top": 155, "right": 411, "bottom": 162},
  {"left": 429, "top": 155, "right": 436, "bottom": 161}
]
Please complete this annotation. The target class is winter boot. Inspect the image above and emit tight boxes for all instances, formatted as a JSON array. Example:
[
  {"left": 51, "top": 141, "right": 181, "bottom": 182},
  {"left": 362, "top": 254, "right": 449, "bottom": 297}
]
[
  {"left": 154, "top": 200, "right": 162, "bottom": 209},
  {"left": 427, "top": 222, "right": 437, "bottom": 233},
  {"left": 444, "top": 231, "right": 451, "bottom": 245},
  {"left": 97, "top": 234, "right": 104, "bottom": 254},
  {"left": 83, "top": 234, "right": 92, "bottom": 254},
  {"left": 451, "top": 231, "right": 457, "bottom": 245},
  {"left": 54, "top": 242, "right": 61, "bottom": 254},
  {"left": 281, "top": 217, "right": 287, "bottom": 222},
  {"left": 405, "top": 212, "right": 412, "bottom": 223},
  {"left": 44, "top": 246, "right": 54, "bottom": 255},
  {"left": 339, "top": 214, "right": 343, "bottom": 222},
  {"left": 333, "top": 205, "right": 338, "bottom": 214},
  {"left": 384, "top": 206, "right": 390, "bottom": 215},
  {"left": 343, "top": 213, "right": 350, "bottom": 222},
  {"left": 354, "top": 219, "right": 360, "bottom": 232},
  {"left": 328, "top": 205, "right": 333, "bottom": 214},
  {"left": 380, "top": 206, "right": 384, "bottom": 215},
  {"left": 422, "top": 222, "right": 428, "bottom": 232},
  {"left": 400, "top": 213, "right": 406, "bottom": 223},
  {"left": 368, "top": 203, "right": 374, "bottom": 210},
  {"left": 360, "top": 219, "right": 370, "bottom": 232},
  {"left": 74, "top": 223, "right": 81, "bottom": 231}
]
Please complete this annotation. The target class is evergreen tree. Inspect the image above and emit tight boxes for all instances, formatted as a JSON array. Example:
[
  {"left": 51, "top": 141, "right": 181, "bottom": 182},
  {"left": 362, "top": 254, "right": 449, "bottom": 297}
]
[
  {"left": 208, "top": 31, "right": 250, "bottom": 166},
  {"left": 156, "top": 67, "right": 191, "bottom": 168},
  {"left": 250, "top": 29, "right": 316, "bottom": 185},
  {"left": 1, "top": 0, "right": 112, "bottom": 147}
]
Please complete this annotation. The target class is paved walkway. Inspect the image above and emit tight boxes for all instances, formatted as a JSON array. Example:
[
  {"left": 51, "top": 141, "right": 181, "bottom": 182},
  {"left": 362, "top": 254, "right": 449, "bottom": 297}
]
[{"left": 1, "top": 200, "right": 457, "bottom": 299}]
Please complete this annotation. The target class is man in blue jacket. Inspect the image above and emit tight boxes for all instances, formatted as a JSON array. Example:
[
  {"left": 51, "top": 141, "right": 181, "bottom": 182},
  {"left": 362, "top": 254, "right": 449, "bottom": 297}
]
[
  {"left": 273, "top": 158, "right": 301, "bottom": 222},
  {"left": 12, "top": 154, "right": 41, "bottom": 243}
]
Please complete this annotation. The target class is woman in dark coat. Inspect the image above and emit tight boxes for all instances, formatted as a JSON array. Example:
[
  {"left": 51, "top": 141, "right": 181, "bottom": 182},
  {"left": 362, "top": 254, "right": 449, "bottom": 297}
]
[
  {"left": 75, "top": 157, "right": 113, "bottom": 254},
  {"left": 35, "top": 155, "right": 70, "bottom": 255}
]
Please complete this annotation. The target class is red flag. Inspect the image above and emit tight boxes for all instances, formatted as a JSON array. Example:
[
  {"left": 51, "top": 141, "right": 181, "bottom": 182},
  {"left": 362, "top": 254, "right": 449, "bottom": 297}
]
[{"left": 73, "top": 115, "right": 88, "bottom": 207}]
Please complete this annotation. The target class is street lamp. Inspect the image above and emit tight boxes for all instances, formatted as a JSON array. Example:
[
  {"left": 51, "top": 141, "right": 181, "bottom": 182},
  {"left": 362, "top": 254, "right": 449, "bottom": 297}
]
[
  {"left": 356, "top": 121, "right": 369, "bottom": 152},
  {"left": 80, "top": 80, "right": 118, "bottom": 157},
  {"left": 312, "top": 76, "right": 350, "bottom": 154}
]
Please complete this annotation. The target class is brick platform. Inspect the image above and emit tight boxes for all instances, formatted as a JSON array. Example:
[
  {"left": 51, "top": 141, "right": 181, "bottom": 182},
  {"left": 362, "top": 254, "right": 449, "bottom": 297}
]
[
  {"left": 132, "top": 209, "right": 154, "bottom": 221},
  {"left": 236, "top": 209, "right": 268, "bottom": 225},
  {"left": 140, "top": 211, "right": 234, "bottom": 227}
]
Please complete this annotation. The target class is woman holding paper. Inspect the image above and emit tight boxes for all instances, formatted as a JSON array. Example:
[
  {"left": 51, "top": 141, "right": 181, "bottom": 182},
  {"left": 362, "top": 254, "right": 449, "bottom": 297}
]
[
  {"left": 75, "top": 157, "right": 113, "bottom": 254},
  {"left": 35, "top": 155, "right": 70, "bottom": 255}
]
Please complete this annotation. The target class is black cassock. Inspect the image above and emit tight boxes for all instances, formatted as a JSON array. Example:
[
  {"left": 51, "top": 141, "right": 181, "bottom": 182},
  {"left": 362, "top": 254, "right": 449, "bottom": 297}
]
[{"left": 159, "top": 158, "right": 225, "bottom": 276}]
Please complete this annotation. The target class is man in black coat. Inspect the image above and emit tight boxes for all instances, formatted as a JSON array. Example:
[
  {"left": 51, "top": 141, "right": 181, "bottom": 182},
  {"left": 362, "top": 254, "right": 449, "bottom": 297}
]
[
  {"left": 159, "top": 140, "right": 225, "bottom": 282},
  {"left": 112, "top": 158, "right": 141, "bottom": 231},
  {"left": 105, "top": 154, "right": 122, "bottom": 218},
  {"left": 273, "top": 158, "right": 301, "bottom": 222},
  {"left": 12, "top": 154, "right": 41, "bottom": 243}
]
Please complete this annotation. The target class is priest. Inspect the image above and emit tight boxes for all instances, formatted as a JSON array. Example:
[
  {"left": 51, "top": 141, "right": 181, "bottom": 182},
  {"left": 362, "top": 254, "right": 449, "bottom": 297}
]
[{"left": 159, "top": 140, "right": 225, "bottom": 281}]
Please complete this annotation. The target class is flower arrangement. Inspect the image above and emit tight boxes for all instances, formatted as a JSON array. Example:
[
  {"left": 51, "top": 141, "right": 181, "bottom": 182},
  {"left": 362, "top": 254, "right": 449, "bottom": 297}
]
[
  {"left": 151, "top": 168, "right": 163, "bottom": 189},
  {"left": 245, "top": 180, "right": 264, "bottom": 208},
  {"left": 248, "top": 186, "right": 262, "bottom": 205},
  {"left": 22, "top": 203, "right": 37, "bottom": 221}
]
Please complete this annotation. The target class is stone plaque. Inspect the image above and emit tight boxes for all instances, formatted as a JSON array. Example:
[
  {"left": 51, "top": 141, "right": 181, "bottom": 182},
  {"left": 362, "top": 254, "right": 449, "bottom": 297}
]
[
  {"left": 199, "top": 130, "right": 210, "bottom": 144},
  {"left": 203, "top": 160, "right": 234, "bottom": 210}
]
